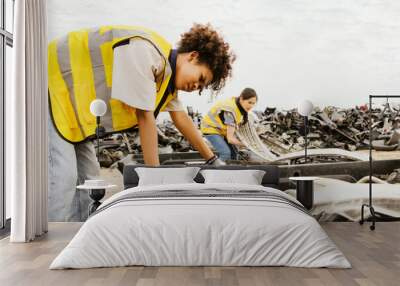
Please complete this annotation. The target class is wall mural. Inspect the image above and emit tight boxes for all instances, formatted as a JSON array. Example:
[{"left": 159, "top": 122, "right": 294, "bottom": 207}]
[{"left": 47, "top": 1, "right": 400, "bottom": 224}]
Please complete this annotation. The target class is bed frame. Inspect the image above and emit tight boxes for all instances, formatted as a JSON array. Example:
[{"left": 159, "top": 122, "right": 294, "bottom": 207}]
[{"left": 123, "top": 164, "right": 281, "bottom": 190}]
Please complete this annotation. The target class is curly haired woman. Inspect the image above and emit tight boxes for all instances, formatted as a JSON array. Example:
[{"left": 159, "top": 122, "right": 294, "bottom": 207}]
[{"left": 48, "top": 23, "right": 235, "bottom": 221}]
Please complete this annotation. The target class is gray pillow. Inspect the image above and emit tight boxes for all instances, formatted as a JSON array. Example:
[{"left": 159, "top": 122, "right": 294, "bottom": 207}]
[
  {"left": 136, "top": 167, "right": 201, "bottom": 186},
  {"left": 200, "top": 169, "right": 266, "bottom": 185}
]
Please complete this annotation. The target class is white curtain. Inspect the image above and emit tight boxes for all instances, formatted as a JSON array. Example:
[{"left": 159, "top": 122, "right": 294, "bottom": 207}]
[{"left": 8, "top": 0, "right": 48, "bottom": 242}]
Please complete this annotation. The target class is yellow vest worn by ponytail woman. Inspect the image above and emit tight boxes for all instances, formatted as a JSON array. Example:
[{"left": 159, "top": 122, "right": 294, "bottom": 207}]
[
  {"left": 48, "top": 25, "right": 177, "bottom": 143},
  {"left": 201, "top": 97, "right": 243, "bottom": 137}
]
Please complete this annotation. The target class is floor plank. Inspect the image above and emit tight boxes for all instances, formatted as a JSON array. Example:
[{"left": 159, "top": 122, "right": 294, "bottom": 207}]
[{"left": 0, "top": 222, "right": 399, "bottom": 286}]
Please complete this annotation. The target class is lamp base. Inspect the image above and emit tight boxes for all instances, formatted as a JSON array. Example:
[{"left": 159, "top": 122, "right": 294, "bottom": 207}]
[
  {"left": 88, "top": 188, "right": 106, "bottom": 215},
  {"left": 359, "top": 204, "right": 376, "bottom": 231},
  {"left": 296, "top": 180, "right": 314, "bottom": 210}
]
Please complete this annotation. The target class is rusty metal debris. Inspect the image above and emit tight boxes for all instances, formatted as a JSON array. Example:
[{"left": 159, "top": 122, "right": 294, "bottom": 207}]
[
  {"left": 237, "top": 113, "right": 369, "bottom": 163},
  {"left": 252, "top": 103, "right": 400, "bottom": 154},
  {"left": 372, "top": 129, "right": 400, "bottom": 151},
  {"left": 96, "top": 119, "right": 196, "bottom": 167},
  {"left": 236, "top": 115, "right": 278, "bottom": 161},
  {"left": 387, "top": 168, "right": 400, "bottom": 183},
  {"left": 95, "top": 103, "right": 400, "bottom": 167}
]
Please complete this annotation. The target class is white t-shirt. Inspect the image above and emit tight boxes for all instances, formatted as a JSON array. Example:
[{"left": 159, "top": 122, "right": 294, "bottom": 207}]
[{"left": 111, "top": 39, "right": 184, "bottom": 112}]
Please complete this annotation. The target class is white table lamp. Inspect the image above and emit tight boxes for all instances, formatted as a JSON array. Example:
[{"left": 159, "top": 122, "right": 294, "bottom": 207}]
[
  {"left": 298, "top": 100, "right": 314, "bottom": 117},
  {"left": 90, "top": 99, "right": 107, "bottom": 160},
  {"left": 90, "top": 99, "right": 107, "bottom": 117},
  {"left": 297, "top": 100, "right": 314, "bottom": 163}
]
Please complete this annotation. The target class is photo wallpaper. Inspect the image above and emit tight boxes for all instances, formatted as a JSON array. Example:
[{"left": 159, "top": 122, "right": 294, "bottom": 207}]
[{"left": 47, "top": 0, "right": 400, "bottom": 223}]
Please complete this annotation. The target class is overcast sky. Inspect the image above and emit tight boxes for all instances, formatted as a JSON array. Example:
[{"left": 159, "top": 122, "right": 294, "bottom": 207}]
[{"left": 48, "top": 0, "right": 400, "bottom": 113}]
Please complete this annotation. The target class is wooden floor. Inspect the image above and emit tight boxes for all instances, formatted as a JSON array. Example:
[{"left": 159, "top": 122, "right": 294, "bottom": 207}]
[{"left": 0, "top": 222, "right": 399, "bottom": 286}]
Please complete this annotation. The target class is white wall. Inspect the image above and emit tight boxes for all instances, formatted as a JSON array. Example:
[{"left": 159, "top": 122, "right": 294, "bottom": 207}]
[{"left": 48, "top": 0, "right": 400, "bottom": 113}]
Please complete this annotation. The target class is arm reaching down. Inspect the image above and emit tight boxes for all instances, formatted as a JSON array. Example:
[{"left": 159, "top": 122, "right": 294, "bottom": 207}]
[
  {"left": 136, "top": 109, "right": 160, "bottom": 166},
  {"left": 226, "top": 125, "right": 244, "bottom": 147},
  {"left": 170, "top": 110, "right": 215, "bottom": 161}
]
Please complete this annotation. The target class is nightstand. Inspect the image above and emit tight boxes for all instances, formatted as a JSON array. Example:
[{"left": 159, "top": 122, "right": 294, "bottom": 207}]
[
  {"left": 288, "top": 177, "right": 319, "bottom": 210},
  {"left": 77, "top": 180, "right": 116, "bottom": 215}
]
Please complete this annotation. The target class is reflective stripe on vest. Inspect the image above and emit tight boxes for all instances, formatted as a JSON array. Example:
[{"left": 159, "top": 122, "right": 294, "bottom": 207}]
[
  {"left": 48, "top": 25, "right": 176, "bottom": 143},
  {"left": 200, "top": 97, "right": 243, "bottom": 137}
]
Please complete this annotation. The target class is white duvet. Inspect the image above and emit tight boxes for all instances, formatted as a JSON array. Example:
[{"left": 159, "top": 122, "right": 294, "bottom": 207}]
[{"left": 50, "top": 183, "right": 350, "bottom": 269}]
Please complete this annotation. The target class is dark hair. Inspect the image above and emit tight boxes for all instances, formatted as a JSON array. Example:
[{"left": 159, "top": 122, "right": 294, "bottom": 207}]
[
  {"left": 239, "top": 87, "right": 257, "bottom": 100},
  {"left": 177, "top": 23, "right": 236, "bottom": 92}
]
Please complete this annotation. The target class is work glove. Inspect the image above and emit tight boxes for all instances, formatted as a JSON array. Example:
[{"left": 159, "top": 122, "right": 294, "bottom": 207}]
[{"left": 205, "top": 155, "right": 226, "bottom": 166}]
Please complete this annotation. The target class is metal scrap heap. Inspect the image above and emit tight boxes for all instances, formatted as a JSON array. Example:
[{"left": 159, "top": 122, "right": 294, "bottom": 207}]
[
  {"left": 254, "top": 103, "right": 400, "bottom": 154},
  {"left": 97, "top": 119, "right": 194, "bottom": 167},
  {"left": 96, "top": 103, "right": 400, "bottom": 167}
]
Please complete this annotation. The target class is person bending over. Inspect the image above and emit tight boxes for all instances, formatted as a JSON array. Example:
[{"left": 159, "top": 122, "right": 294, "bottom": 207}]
[
  {"left": 201, "top": 88, "right": 257, "bottom": 161},
  {"left": 47, "top": 24, "right": 235, "bottom": 221}
]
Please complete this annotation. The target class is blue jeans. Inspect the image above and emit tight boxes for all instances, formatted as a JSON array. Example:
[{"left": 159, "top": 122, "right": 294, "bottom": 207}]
[
  {"left": 48, "top": 109, "right": 100, "bottom": 222},
  {"left": 205, "top": 134, "right": 238, "bottom": 161}
]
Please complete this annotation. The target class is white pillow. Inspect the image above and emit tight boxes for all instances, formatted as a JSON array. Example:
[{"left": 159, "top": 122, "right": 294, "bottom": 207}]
[
  {"left": 200, "top": 169, "right": 266, "bottom": 185},
  {"left": 135, "top": 167, "right": 200, "bottom": 186}
]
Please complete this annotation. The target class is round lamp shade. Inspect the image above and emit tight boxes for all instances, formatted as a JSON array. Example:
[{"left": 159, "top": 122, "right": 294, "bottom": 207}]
[
  {"left": 90, "top": 99, "right": 107, "bottom": 117},
  {"left": 297, "top": 100, "right": 314, "bottom": 116}
]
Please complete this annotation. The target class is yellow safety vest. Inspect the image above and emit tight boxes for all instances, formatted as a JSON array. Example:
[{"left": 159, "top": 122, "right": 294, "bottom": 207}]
[
  {"left": 48, "top": 25, "right": 177, "bottom": 143},
  {"left": 201, "top": 97, "right": 243, "bottom": 137}
]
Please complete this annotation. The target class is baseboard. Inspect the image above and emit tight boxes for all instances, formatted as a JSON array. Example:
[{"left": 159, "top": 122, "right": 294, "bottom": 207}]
[{"left": 0, "top": 218, "right": 11, "bottom": 239}]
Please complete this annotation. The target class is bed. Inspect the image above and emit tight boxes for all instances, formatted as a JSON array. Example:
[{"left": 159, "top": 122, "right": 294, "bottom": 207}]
[{"left": 50, "top": 165, "right": 350, "bottom": 269}]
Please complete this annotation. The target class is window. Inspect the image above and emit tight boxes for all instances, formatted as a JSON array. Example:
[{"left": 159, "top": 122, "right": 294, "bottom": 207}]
[{"left": 0, "top": 0, "right": 14, "bottom": 233}]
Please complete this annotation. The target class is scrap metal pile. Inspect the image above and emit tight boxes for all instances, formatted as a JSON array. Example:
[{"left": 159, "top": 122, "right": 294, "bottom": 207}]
[
  {"left": 252, "top": 103, "right": 400, "bottom": 154},
  {"left": 97, "top": 120, "right": 194, "bottom": 167},
  {"left": 96, "top": 103, "right": 400, "bottom": 167}
]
